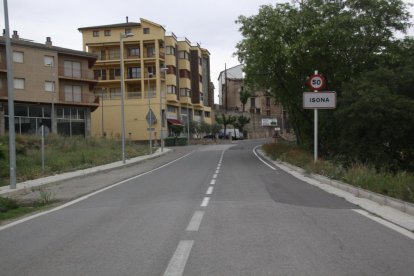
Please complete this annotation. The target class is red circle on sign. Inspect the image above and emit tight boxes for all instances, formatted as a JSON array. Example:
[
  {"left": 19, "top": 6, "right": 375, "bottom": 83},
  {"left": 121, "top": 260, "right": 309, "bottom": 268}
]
[{"left": 307, "top": 74, "right": 326, "bottom": 91}]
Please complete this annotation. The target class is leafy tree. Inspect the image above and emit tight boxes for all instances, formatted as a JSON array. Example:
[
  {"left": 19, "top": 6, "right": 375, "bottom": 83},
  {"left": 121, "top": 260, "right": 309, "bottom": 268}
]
[
  {"left": 239, "top": 86, "right": 251, "bottom": 112},
  {"left": 200, "top": 121, "right": 211, "bottom": 136},
  {"left": 189, "top": 121, "right": 202, "bottom": 138},
  {"left": 171, "top": 125, "right": 183, "bottom": 137},
  {"left": 215, "top": 114, "right": 237, "bottom": 139},
  {"left": 235, "top": 0, "right": 410, "bottom": 147},
  {"left": 211, "top": 123, "right": 222, "bottom": 138},
  {"left": 233, "top": 115, "right": 251, "bottom": 134}
]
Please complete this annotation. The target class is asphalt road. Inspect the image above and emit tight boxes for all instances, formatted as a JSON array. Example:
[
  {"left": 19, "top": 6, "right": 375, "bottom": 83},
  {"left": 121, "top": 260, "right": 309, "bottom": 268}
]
[{"left": 0, "top": 140, "right": 413, "bottom": 276}]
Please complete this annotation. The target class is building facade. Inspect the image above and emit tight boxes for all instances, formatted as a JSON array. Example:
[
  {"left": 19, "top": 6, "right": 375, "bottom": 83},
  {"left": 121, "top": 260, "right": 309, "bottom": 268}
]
[
  {"left": 78, "top": 18, "right": 213, "bottom": 142},
  {"left": 0, "top": 32, "right": 98, "bottom": 137},
  {"left": 217, "top": 65, "right": 291, "bottom": 139}
]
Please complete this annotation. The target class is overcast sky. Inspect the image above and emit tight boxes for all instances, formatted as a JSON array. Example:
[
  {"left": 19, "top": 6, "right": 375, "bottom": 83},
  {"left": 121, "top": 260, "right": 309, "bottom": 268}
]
[{"left": 1, "top": 0, "right": 414, "bottom": 103}]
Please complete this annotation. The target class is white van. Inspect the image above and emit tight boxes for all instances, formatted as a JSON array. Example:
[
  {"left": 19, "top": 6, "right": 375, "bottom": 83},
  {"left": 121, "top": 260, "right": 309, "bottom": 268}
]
[{"left": 219, "top": 128, "right": 244, "bottom": 140}]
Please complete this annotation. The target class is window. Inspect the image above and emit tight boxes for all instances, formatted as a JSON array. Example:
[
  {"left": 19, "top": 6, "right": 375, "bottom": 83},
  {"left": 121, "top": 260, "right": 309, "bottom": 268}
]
[
  {"left": 180, "top": 88, "right": 190, "bottom": 97},
  {"left": 94, "top": 69, "right": 107, "bottom": 80},
  {"left": 104, "top": 30, "right": 111, "bottom": 36},
  {"left": 125, "top": 28, "right": 132, "bottom": 35},
  {"left": 93, "top": 50, "right": 106, "bottom": 60},
  {"left": 109, "top": 68, "right": 121, "bottom": 80},
  {"left": 179, "top": 69, "right": 190, "bottom": 79},
  {"left": 167, "top": 65, "right": 176, "bottom": 75},
  {"left": 166, "top": 46, "right": 176, "bottom": 55},
  {"left": 13, "top": 51, "right": 24, "bottom": 63},
  {"left": 266, "top": 97, "right": 271, "bottom": 106},
  {"left": 178, "top": 51, "right": 190, "bottom": 60},
  {"left": 167, "top": 85, "right": 176, "bottom": 94},
  {"left": 127, "top": 67, "right": 141, "bottom": 79},
  {"left": 44, "top": 56, "right": 54, "bottom": 66},
  {"left": 147, "top": 66, "right": 156, "bottom": 76},
  {"left": 109, "top": 48, "right": 120, "bottom": 59},
  {"left": 64, "top": 85, "right": 82, "bottom": 102},
  {"left": 45, "top": 81, "right": 55, "bottom": 92},
  {"left": 109, "top": 87, "right": 121, "bottom": 99},
  {"left": 167, "top": 105, "right": 176, "bottom": 112},
  {"left": 266, "top": 110, "right": 271, "bottom": 116},
  {"left": 93, "top": 30, "right": 99, "bottom": 37},
  {"left": 143, "top": 28, "right": 150, "bottom": 34},
  {"left": 14, "top": 78, "right": 25, "bottom": 89},
  {"left": 128, "top": 47, "right": 140, "bottom": 57},
  {"left": 250, "top": 97, "right": 256, "bottom": 107},
  {"left": 205, "top": 111, "right": 210, "bottom": 118},
  {"left": 146, "top": 46, "right": 155, "bottom": 58},
  {"left": 64, "top": 60, "right": 81, "bottom": 78}
]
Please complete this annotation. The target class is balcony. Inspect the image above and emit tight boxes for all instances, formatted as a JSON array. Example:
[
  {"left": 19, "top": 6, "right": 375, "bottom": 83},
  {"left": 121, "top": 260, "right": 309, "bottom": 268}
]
[
  {"left": 166, "top": 92, "right": 178, "bottom": 103},
  {"left": 59, "top": 67, "right": 96, "bottom": 82}
]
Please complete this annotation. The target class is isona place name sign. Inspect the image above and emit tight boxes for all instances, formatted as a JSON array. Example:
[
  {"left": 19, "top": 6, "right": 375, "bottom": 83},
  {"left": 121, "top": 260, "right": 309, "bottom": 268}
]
[{"left": 303, "top": 92, "right": 336, "bottom": 109}]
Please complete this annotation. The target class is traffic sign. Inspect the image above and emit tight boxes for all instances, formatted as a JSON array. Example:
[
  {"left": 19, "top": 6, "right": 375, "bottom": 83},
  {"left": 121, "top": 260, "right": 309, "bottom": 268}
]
[
  {"left": 146, "top": 109, "right": 157, "bottom": 125},
  {"left": 303, "top": 91, "right": 336, "bottom": 109},
  {"left": 307, "top": 74, "right": 326, "bottom": 91}
]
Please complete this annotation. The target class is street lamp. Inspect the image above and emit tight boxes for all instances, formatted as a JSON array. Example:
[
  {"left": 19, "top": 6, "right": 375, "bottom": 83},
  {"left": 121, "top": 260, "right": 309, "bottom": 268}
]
[
  {"left": 47, "top": 62, "right": 55, "bottom": 133},
  {"left": 120, "top": 32, "right": 134, "bottom": 164},
  {"left": 187, "top": 101, "right": 190, "bottom": 145},
  {"left": 148, "top": 72, "right": 153, "bottom": 154},
  {"left": 160, "top": 67, "right": 168, "bottom": 152}
]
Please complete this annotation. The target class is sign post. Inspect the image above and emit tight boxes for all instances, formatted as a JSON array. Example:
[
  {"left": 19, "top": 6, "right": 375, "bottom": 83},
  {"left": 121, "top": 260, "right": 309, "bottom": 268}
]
[{"left": 305, "top": 71, "right": 333, "bottom": 163}]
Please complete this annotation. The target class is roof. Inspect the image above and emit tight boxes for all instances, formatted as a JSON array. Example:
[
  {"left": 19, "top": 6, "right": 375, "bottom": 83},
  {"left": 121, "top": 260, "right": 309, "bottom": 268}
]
[
  {"left": 78, "top": 22, "right": 141, "bottom": 31},
  {"left": 0, "top": 37, "right": 98, "bottom": 60}
]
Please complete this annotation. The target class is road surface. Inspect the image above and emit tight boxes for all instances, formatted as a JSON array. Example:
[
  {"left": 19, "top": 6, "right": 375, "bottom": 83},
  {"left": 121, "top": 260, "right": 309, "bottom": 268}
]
[{"left": 0, "top": 140, "right": 413, "bottom": 275}]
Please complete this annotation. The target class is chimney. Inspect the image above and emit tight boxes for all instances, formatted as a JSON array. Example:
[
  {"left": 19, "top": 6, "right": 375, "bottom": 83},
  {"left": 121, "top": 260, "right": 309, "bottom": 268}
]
[
  {"left": 12, "top": 30, "right": 19, "bottom": 39},
  {"left": 126, "top": 16, "right": 129, "bottom": 23},
  {"left": 46, "top": 37, "right": 52, "bottom": 47}
]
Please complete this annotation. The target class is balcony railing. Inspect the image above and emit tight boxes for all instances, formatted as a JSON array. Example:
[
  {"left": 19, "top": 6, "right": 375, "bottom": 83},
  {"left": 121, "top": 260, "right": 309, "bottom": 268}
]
[
  {"left": 127, "top": 91, "right": 142, "bottom": 99},
  {"left": 59, "top": 67, "right": 94, "bottom": 80}
]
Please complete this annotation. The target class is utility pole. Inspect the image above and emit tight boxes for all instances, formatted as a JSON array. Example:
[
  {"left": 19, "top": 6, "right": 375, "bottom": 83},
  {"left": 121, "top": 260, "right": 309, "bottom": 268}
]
[
  {"left": 225, "top": 63, "right": 228, "bottom": 111},
  {"left": 3, "top": 0, "right": 16, "bottom": 189}
]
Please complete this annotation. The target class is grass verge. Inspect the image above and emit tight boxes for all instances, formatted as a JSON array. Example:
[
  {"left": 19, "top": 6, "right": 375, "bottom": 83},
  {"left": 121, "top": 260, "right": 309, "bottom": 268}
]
[
  {"left": 262, "top": 142, "right": 414, "bottom": 204},
  {"left": 0, "top": 196, "right": 57, "bottom": 223},
  {"left": 0, "top": 135, "right": 149, "bottom": 187}
]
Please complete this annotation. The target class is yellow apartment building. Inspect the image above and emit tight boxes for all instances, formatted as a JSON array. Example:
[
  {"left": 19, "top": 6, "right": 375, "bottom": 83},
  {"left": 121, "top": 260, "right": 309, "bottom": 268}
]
[
  {"left": 0, "top": 32, "right": 98, "bottom": 137},
  {"left": 78, "top": 18, "right": 213, "bottom": 143}
]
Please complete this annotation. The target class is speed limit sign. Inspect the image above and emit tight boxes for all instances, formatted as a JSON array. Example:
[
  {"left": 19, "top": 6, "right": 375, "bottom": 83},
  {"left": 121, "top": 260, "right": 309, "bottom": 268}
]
[{"left": 307, "top": 74, "right": 326, "bottom": 91}]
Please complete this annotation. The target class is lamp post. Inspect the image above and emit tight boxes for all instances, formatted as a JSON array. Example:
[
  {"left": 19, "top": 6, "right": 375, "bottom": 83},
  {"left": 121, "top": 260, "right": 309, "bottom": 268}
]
[
  {"left": 3, "top": 0, "right": 16, "bottom": 189},
  {"left": 160, "top": 67, "right": 168, "bottom": 152},
  {"left": 148, "top": 72, "right": 153, "bottom": 154},
  {"left": 120, "top": 32, "right": 133, "bottom": 164},
  {"left": 187, "top": 101, "right": 190, "bottom": 145},
  {"left": 47, "top": 62, "right": 55, "bottom": 133}
]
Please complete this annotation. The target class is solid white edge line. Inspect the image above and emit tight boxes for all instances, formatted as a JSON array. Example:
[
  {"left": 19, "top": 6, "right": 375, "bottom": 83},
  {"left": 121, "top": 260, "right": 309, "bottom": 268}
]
[
  {"left": 201, "top": 197, "right": 210, "bottom": 207},
  {"left": 163, "top": 240, "right": 194, "bottom": 276},
  {"left": 186, "top": 211, "right": 205, "bottom": 232},
  {"left": 253, "top": 146, "right": 276, "bottom": 170},
  {"left": 206, "top": 186, "right": 214, "bottom": 195},
  {"left": 210, "top": 179, "right": 216, "bottom": 185},
  {"left": 0, "top": 152, "right": 194, "bottom": 232},
  {"left": 353, "top": 209, "right": 414, "bottom": 240}
]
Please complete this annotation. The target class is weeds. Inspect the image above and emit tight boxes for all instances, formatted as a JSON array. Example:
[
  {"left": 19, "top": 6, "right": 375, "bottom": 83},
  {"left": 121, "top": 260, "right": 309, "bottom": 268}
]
[
  {"left": 262, "top": 142, "right": 414, "bottom": 204},
  {"left": 0, "top": 135, "right": 148, "bottom": 187}
]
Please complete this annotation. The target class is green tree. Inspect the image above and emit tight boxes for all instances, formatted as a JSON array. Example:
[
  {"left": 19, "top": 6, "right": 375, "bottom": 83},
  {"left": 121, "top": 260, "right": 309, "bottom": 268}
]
[
  {"left": 235, "top": 0, "right": 410, "bottom": 147},
  {"left": 215, "top": 114, "right": 237, "bottom": 138},
  {"left": 239, "top": 86, "right": 251, "bottom": 112},
  {"left": 200, "top": 121, "right": 211, "bottom": 136},
  {"left": 189, "top": 121, "right": 202, "bottom": 138},
  {"left": 233, "top": 115, "right": 251, "bottom": 138}
]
